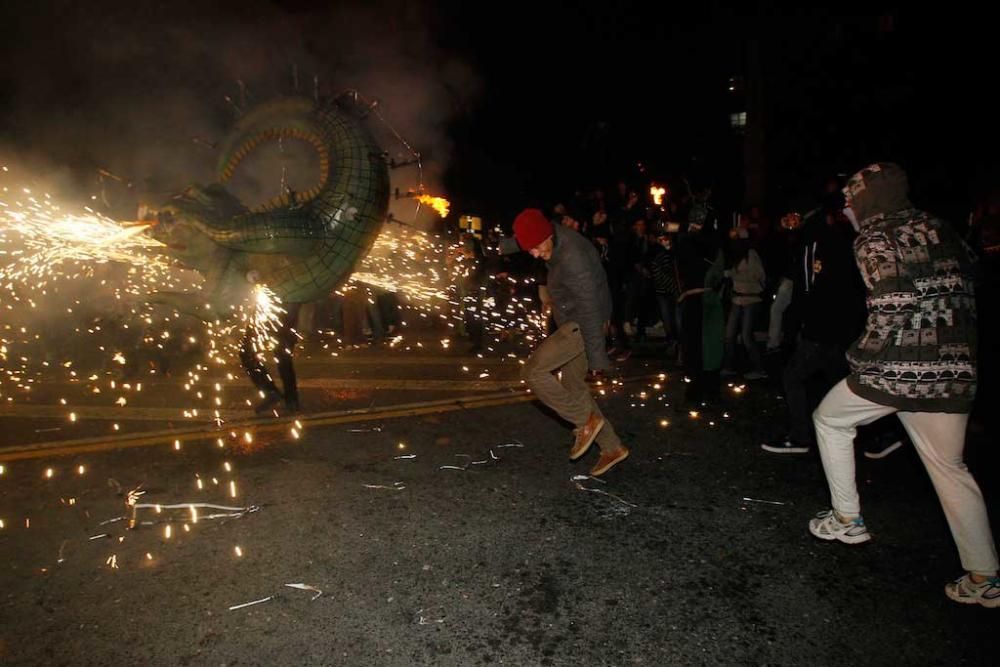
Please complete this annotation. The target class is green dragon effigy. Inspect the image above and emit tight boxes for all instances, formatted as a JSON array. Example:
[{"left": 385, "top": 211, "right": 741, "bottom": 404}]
[{"left": 147, "top": 93, "right": 390, "bottom": 313}]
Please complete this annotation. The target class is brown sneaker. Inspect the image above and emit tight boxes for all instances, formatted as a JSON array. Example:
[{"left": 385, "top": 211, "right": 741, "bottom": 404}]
[
  {"left": 590, "top": 447, "right": 630, "bottom": 477},
  {"left": 569, "top": 412, "right": 605, "bottom": 460}
]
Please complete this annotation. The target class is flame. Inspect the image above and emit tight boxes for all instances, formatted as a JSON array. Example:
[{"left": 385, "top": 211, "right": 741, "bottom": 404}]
[
  {"left": 416, "top": 194, "right": 450, "bottom": 218},
  {"left": 650, "top": 185, "right": 666, "bottom": 206}
]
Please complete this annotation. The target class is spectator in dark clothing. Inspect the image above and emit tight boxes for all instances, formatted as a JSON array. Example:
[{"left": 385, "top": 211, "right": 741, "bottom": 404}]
[
  {"left": 607, "top": 207, "right": 637, "bottom": 360},
  {"left": 761, "top": 205, "right": 867, "bottom": 453},
  {"left": 675, "top": 221, "right": 725, "bottom": 404},
  {"left": 967, "top": 189, "right": 1000, "bottom": 415},
  {"left": 765, "top": 210, "right": 808, "bottom": 353},
  {"left": 649, "top": 231, "right": 681, "bottom": 347},
  {"left": 589, "top": 209, "right": 612, "bottom": 261},
  {"left": 617, "top": 189, "right": 646, "bottom": 228},
  {"left": 624, "top": 217, "right": 653, "bottom": 342},
  {"left": 687, "top": 185, "right": 719, "bottom": 235}
]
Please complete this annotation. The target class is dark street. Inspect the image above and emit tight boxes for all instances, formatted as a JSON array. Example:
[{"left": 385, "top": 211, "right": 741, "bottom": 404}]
[{"left": 1, "top": 348, "right": 995, "bottom": 665}]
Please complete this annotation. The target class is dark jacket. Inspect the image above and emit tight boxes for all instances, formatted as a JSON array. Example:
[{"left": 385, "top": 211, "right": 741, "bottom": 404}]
[
  {"left": 845, "top": 163, "right": 977, "bottom": 412},
  {"left": 800, "top": 219, "right": 867, "bottom": 347},
  {"left": 649, "top": 243, "right": 679, "bottom": 297},
  {"left": 546, "top": 225, "right": 613, "bottom": 371}
]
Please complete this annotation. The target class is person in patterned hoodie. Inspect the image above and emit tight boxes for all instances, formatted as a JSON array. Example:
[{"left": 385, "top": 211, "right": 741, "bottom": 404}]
[{"left": 807, "top": 163, "right": 998, "bottom": 608}]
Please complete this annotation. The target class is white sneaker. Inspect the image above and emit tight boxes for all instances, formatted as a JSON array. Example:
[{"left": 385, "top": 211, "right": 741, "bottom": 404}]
[
  {"left": 808, "top": 510, "right": 871, "bottom": 544},
  {"left": 945, "top": 573, "right": 1000, "bottom": 608}
]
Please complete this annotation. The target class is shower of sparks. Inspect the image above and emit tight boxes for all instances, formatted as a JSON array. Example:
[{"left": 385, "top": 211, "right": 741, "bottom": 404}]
[
  {"left": 347, "top": 224, "right": 545, "bottom": 344},
  {"left": 0, "top": 193, "right": 165, "bottom": 286},
  {"left": 247, "top": 284, "right": 286, "bottom": 353},
  {"left": 0, "top": 166, "right": 560, "bottom": 580},
  {"left": 0, "top": 167, "right": 290, "bottom": 441}
]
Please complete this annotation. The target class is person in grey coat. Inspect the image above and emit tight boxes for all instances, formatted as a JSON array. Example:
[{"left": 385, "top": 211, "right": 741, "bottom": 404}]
[{"left": 513, "top": 209, "right": 630, "bottom": 477}]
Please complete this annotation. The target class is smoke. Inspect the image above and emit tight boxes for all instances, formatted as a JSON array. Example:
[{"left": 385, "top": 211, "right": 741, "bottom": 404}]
[{"left": 0, "top": 0, "right": 479, "bottom": 222}]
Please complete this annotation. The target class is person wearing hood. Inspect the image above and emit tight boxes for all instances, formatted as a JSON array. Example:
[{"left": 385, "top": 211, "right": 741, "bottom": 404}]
[
  {"left": 807, "top": 163, "right": 998, "bottom": 608},
  {"left": 761, "top": 196, "right": 867, "bottom": 454},
  {"left": 513, "top": 209, "right": 630, "bottom": 477}
]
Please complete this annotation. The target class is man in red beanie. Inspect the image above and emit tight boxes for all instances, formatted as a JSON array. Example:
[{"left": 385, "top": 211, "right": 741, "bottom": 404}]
[{"left": 514, "top": 208, "right": 630, "bottom": 476}]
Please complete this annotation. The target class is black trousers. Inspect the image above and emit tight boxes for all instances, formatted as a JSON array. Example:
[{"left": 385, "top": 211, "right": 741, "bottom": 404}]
[
  {"left": 783, "top": 337, "right": 848, "bottom": 443},
  {"left": 681, "top": 294, "right": 719, "bottom": 403},
  {"left": 239, "top": 302, "right": 301, "bottom": 404}
]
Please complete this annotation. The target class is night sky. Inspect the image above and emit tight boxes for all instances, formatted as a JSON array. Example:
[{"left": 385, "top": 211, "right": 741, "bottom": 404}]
[{"left": 0, "top": 1, "right": 995, "bottom": 225}]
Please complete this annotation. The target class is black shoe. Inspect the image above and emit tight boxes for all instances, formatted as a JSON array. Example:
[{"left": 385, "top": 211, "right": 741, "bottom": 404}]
[
  {"left": 253, "top": 390, "right": 283, "bottom": 414},
  {"left": 761, "top": 436, "right": 810, "bottom": 454}
]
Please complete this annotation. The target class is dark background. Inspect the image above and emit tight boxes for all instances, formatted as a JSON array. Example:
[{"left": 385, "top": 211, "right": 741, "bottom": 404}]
[{"left": 0, "top": 1, "right": 995, "bottom": 226}]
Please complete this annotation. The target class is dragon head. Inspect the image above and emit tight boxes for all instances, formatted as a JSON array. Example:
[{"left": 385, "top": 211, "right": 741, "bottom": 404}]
[{"left": 144, "top": 183, "right": 247, "bottom": 274}]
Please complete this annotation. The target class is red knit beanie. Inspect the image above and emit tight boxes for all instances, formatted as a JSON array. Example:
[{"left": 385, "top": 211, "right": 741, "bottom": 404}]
[{"left": 513, "top": 209, "right": 553, "bottom": 250}]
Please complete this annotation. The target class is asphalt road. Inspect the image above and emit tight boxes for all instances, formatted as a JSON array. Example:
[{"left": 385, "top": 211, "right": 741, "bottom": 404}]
[{"left": 0, "top": 349, "right": 996, "bottom": 665}]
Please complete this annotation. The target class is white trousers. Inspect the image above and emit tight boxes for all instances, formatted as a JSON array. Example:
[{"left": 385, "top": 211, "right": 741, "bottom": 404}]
[{"left": 814, "top": 379, "right": 999, "bottom": 576}]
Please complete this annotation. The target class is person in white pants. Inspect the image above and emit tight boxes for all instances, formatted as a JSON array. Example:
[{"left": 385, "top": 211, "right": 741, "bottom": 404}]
[{"left": 808, "top": 163, "right": 998, "bottom": 608}]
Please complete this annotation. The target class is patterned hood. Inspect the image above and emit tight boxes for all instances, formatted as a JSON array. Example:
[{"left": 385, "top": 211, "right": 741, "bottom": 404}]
[{"left": 844, "top": 162, "right": 913, "bottom": 226}]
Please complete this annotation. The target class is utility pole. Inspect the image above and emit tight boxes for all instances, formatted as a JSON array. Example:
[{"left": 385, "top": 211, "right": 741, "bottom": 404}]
[{"left": 743, "top": 36, "right": 766, "bottom": 208}]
